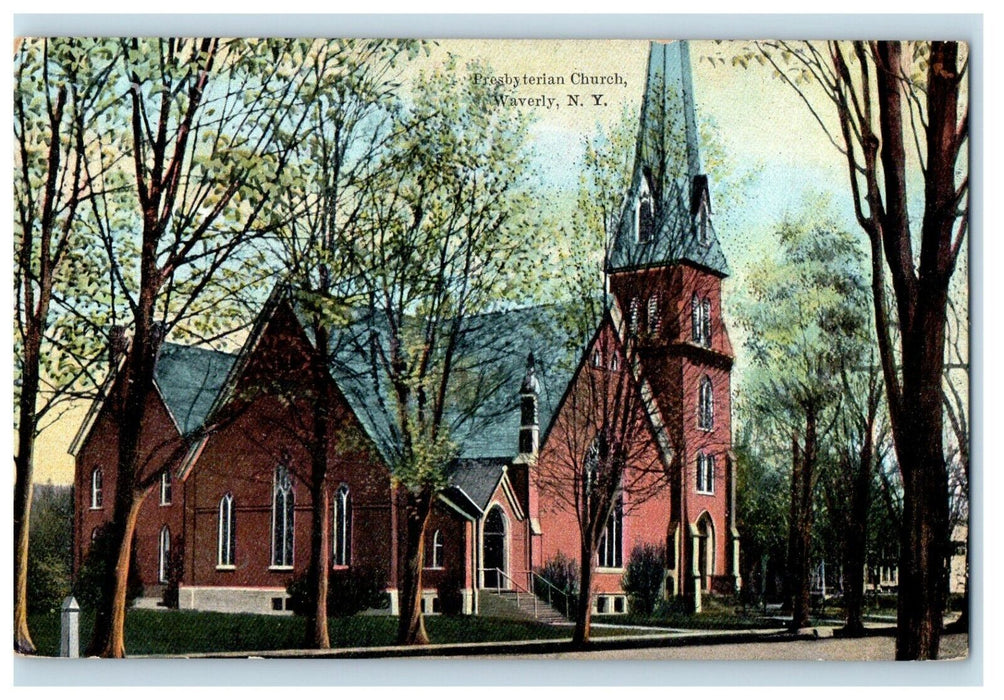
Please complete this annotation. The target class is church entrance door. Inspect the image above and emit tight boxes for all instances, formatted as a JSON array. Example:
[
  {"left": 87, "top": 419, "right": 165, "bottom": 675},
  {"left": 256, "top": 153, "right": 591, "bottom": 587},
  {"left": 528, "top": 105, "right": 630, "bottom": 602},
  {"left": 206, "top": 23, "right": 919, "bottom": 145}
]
[{"left": 483, "top": 506, "right": 507, "bottom": 589}]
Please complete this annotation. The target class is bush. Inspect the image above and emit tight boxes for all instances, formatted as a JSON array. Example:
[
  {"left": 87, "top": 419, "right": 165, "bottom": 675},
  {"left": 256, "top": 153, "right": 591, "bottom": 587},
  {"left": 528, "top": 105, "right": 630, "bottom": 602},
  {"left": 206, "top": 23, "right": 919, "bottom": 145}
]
[
  {"left": 535, "top": 552, "right": 579, "bottom": 617},
  {"left": 73, "top": 526, "right": 143, "bottom": 611},
  {"left": 287, "top": 566, "right": 390, "bottom": 617},
  {"left": 622, "top": 543, "right": 667, "bottom": 615},
  {"left": 437, "top": 576, "right": 465, "bottom": 616}
]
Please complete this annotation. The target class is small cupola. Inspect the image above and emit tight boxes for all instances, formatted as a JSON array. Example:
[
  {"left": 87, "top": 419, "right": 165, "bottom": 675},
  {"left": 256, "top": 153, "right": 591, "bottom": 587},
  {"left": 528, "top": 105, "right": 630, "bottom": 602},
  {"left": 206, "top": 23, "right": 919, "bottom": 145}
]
[{"left": 519, "top": 352, "right": 540, "bottom": 456}]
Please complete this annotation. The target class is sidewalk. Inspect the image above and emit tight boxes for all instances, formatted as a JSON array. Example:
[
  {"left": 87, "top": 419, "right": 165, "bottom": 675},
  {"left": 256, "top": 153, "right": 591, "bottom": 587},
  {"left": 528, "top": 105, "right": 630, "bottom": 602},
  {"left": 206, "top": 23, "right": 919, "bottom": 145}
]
[{"left": 159, "top": 624, "right": 843, "bottom": 660}]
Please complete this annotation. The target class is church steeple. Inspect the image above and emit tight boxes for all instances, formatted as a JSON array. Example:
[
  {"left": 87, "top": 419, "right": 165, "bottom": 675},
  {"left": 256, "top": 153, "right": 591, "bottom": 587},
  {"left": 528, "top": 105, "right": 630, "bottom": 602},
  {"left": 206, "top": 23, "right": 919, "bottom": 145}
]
[{"left": 607, "top": 41, "right": 730, "bottom": 278}]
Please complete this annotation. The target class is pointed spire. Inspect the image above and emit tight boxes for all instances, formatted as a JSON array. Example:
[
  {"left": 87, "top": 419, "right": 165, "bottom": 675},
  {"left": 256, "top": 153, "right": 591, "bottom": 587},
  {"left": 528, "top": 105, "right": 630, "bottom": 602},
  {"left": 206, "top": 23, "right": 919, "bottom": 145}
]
[{"left": 607, "top": 41, "right": 730, "bottom": 278}]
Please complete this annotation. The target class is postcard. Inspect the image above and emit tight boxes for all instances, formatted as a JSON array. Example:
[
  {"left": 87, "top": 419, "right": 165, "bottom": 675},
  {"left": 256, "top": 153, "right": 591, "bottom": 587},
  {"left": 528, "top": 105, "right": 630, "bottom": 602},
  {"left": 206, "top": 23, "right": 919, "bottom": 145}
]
[{"left": 13, "top": 36, "right": 969, "bottom": 665}]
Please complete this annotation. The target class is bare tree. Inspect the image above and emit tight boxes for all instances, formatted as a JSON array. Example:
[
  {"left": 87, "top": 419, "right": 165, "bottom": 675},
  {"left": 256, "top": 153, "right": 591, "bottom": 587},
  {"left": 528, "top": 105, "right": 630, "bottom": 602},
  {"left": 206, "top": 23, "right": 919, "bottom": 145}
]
[{"left": 732, "top": 40, "right": 968, "bottom": 659}]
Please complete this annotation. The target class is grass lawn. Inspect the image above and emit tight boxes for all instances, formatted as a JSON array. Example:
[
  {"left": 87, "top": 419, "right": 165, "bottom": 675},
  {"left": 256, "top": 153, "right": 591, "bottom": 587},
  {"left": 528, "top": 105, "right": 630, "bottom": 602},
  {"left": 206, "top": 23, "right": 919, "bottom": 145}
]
[
  {"left": 592, "top": 611, "right": 787, "bottom": 631},
  {"left": 27, "top": 609, "right": 589, "bottom": 657}
]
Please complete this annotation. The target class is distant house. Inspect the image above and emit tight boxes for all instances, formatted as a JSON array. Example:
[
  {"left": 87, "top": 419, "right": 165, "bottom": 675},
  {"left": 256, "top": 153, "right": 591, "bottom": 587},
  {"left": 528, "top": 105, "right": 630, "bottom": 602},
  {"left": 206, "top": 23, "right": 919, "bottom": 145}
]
[{"left": 71, "top": 40, "right": 739, "bottom": 617}]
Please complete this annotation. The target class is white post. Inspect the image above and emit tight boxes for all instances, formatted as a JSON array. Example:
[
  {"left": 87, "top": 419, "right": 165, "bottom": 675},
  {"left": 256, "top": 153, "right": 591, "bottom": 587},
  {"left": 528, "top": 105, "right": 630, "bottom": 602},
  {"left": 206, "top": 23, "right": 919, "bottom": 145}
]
[{"left": 60, "top": 596, "right": 80, "bottom": 658}]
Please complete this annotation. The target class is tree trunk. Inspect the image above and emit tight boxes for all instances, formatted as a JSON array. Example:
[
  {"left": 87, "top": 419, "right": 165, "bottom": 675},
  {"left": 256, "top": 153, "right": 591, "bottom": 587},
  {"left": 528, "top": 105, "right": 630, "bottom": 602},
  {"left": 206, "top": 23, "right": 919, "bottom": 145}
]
[
  {"left": 572, "top": 538, "right": 595, "bottom": 646},
  {"left": 842, "top": 494, "right": 868, "bottom": 635},
  {"left": 13, "top": 316, "right": 43, "bottom": 654},
  {"left": 306, "top": 326, "right": 331, "bottom": 649},
  {"left": 790, "top": 409, "right": 817, "bottom": 631},
  {"left": 895, "top": 418, "right": 949, "bottom": 660},
  {"left": 90, "top": 301, "right": 158, "bottom": 658},
  {"left": 843, "top": 421, "right": 874, "bottom": 636},
  {"left": 88, "top": 491, "right": 146, "bottom": 658},
  {"left": 396, "top": 490, "right": 432, "bottom": 645},
  {"left": 306, "top": 483, "right": 330, "bottom": 649}
]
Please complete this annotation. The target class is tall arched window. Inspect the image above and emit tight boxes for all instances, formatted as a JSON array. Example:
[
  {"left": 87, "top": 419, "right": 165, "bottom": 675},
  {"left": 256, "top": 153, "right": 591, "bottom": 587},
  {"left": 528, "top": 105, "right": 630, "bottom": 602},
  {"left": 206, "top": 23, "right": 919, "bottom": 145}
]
[
  {"left": 158, "top": 526, "right": 171, "bottom": 583},
  {"left": 691, "top": 293, "right": 702, "bottom": 343},
  {"left": 696, "top": 454, "right": 715, "bottom": 494},
  {"left": 698, "top": 376, "right": 714, "bottom": 430},
  {"left": 218, "top": 493, "right": 235, "bottom": 567},
  {"left": 629, "top": 297, "right": 640, "bottom": 334},
  {"left": 91, "top": 467, "right": 103, "bottom": 509},
  {"left": 429, "top": 529, "right": 444, "bottom": 569},
  {"left": 701, "top": 298, "right": 712, "bottom": 346},
  {"left": 333, "top": 484, "right": 350, "bottom": 567},
  {"left": 271, "top": 464, "right": 294, "bottom": 568},
  {"left": 647, "top": 294, "right": 661, "bottom": 334},
  {"left": 598, "top": 497, "right": 623, "bottom": 569}
]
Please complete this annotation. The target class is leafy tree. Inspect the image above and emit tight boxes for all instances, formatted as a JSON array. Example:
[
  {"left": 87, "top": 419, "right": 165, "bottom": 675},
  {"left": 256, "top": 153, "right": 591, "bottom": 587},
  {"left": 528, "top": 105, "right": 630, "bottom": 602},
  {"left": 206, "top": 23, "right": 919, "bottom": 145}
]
[
  {"left": 81, "top": 38, "right": 319, "bottom": 658},
  {"left": 820, "top": 356, "right": 889, "bottom": 634},
  {"left": 335, "top": 58, "right": 538, "bottom": 645},
  {"left": 731, "top": 40, "right": 968, "bottom": 659},
  {"left": 26, "top": 485, "right": 73, "bottom": 614},
  {"left": 262, "top": 38, "right": 422, "bottom": 650},
  {"left": 736, "top": 211, "right": 871, "bottom": 630},
  {"left": 13, "top": 38, "right": 124, "bottom": 653},
  {"left": 734, "top": 426, "right": 790, "bottom": 606}
]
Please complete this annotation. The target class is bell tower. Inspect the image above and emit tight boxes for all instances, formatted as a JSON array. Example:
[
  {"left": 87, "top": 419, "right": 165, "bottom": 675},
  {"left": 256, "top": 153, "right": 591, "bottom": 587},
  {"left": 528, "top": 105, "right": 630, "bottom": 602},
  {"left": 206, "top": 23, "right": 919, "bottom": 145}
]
[{"left": 606, "top": 40, "right": 738, "bottom": 608}]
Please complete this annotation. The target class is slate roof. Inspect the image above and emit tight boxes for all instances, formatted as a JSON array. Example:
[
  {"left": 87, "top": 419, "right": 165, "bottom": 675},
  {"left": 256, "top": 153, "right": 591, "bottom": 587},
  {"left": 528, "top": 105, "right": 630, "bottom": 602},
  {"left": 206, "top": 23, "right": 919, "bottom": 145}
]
[
  {"left": 153, "top": 342, "right": 237, "bottom": 435},
  {"left": 445, "top": 457, "right": 510, "bottom": 512},
  {"left": 291, "top": 295, "right": 588, "bottom": 468},
  {"left": 608, "top": 40, "right": 730, "bottom": 277}
]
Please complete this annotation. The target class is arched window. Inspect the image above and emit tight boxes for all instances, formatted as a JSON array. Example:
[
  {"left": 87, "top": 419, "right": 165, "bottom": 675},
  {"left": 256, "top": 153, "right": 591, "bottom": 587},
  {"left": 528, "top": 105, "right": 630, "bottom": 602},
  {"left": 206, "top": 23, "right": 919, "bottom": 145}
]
[
  {"left": 430, "top": 529, "right": 444, "bottom": 569},
  {"left": 160, "top": 470, "right": 172, "bottom": 506},
  {"left": 610, "top": 352, "right": 619, "bottom": 372},
  {"left": 158, "top": 526, "right": 171, "bottom": 583},
  {"left": 592, "top": 348, "right": 603, "bottom": 368},
  {"left": 333, "top": 484, "right": 350, "bottom": 567},
  {"left": 697, "top": 454, "right": 715, "bottom": 494},
  {"left": 647, "top": 294, "right": 661, "bottom": 334},
  {"left": 91, "top": 468, "right": 103, "bottom": 509},
  {"left": 629, "top": 297, "right": 640, "bottom": 334},
  {"left": 701, "top": 298, "right": 712, "bottom": 346},
  {"left": 698, "top": 376, "right": 714, "bottom": 430},
  {"left": 218, "top": 493, "right": 235, "bottom": 568},
  {"left": 691, "top": 293, "right": 702, "bottom": 343},
  {"left": 271, "top": 464, "right": 294, "bottom": 568},
  {"left": 598, "top": 497, "right": 623, "bottom": 569}
]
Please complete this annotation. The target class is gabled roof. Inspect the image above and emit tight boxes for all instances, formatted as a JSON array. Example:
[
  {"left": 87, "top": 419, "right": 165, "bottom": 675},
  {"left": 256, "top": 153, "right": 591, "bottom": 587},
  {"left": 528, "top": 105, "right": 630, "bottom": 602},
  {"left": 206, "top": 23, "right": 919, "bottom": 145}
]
[
  {"left": 445, "top": 457, "right": 509, "bottom": 512},
  {"left": 69, "top": 341, "right": 238, "bottom": 457},
  {"left": 153, "top": 343, "right": 237, "bottom": 436},
  {"left": 290, "top": 295, "right": 587, "bottom": 465},
  {"left": 608, "top": 40, "right": 730, "bottom": 278}
]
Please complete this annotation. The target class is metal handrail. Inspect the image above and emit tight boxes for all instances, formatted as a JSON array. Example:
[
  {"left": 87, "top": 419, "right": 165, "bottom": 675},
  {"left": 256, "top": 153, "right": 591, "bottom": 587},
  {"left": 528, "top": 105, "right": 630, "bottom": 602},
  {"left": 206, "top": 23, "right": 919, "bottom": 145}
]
[
  {"left": 523, "top": 570, "right": 572, "bottom": 618},
  {"left": 479, "top": 567, "right": 538, "bottom": 619}
]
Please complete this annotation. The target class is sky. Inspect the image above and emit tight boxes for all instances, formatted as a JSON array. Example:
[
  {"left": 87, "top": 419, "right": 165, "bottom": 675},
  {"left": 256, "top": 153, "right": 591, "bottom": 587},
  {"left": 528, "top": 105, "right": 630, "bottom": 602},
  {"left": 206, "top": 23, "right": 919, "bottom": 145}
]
[{"left": 27, "top": 38, "right": 965, "bottom": 485}]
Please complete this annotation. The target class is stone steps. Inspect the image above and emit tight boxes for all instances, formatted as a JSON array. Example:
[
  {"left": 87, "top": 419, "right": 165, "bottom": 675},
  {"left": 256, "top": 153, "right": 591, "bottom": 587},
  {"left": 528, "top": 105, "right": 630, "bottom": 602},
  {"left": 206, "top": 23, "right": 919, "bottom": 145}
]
[{"left": 479, "top": 590, "right": 567, "bottom": 624}]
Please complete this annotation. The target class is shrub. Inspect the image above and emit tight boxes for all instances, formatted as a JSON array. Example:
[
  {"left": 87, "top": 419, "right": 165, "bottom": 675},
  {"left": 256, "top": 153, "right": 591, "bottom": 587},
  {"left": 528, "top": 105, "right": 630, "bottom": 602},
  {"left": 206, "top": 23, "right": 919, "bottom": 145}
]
[
  {"left": 287, "top": 566, "right": 390, "bottom": 617},
  {"left": 622, "top": 543, "right": 667, "bottom": 615},
  {"left": 535, "top": 552, "right": 579, "bottom": 616},
  {"left": 73, "top": 526, "right": 143, "bottom": 611}
]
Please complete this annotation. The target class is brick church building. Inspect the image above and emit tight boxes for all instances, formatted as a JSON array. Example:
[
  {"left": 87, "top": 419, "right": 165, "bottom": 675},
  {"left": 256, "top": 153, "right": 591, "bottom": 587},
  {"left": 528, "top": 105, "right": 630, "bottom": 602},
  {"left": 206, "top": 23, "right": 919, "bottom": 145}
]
[{"left": 72, "top": 40, "right": 739, "bottom": 617}]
